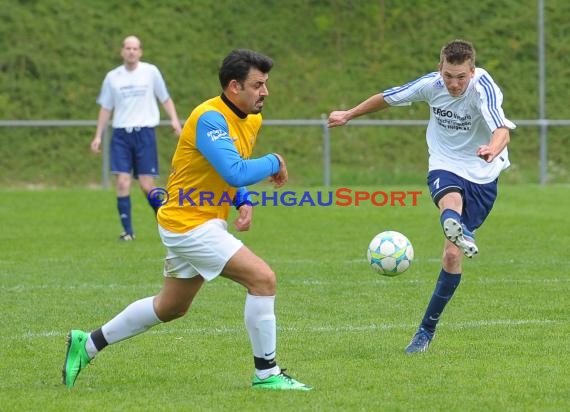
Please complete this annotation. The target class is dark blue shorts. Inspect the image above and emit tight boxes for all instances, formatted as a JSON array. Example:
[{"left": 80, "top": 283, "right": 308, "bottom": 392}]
[
  {"left": 110, "top": 127, "right": 159, "bottom": 178},
  {"left": 427, "top": 170, "right": 498, "bottom": 232}
]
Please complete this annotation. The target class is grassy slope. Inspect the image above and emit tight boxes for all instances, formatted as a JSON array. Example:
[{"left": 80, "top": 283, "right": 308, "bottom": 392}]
[{"left": 0, "top": 0, "right": 569, "bottom": 186}]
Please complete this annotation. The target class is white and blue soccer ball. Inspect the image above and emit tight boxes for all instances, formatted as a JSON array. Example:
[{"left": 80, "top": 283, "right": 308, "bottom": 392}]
[{"left": 366, "top": 231, "right": 414, "bottom": 276}]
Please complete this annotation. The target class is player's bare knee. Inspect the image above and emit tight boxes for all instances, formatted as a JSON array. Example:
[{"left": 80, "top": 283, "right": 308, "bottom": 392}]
[
  {"left": 140, "top": 183, "right": 154, "bottom": 194},
  {"left": 442, "top": 245, "right": 463, "bottom": 268},
  {"left": 154, "top": 299, "right": 191, "bottom": 322},
  {"left": 250, "top": 269, "right": 276, "bottom": 295},
  {"left": 156, "top": 305, "right": 190, "bottom": 322}
]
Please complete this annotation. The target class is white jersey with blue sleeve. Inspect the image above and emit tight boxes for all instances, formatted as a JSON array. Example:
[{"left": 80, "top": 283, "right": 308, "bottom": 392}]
[{"left": 383, "top": 68, "right": 516, "bottom": 183}]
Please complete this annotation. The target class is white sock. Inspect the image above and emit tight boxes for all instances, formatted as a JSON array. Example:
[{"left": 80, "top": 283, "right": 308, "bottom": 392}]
[
  {"left": 244, "top": 294, "right": 277, "bottom": 362},
  {"left": 85, "top": 336, "right": 98, "bottom": 359},
  {"left": 87, "top": 296, "right": 161, "bottom": 356},
  {"left": 256, "top": 365, "right": 281, "bottom": 380}
]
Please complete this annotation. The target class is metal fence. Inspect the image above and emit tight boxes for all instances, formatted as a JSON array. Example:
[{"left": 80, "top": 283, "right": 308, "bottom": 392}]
[{"left": 1, "top": 118, "right": 570, "bottom": 187}]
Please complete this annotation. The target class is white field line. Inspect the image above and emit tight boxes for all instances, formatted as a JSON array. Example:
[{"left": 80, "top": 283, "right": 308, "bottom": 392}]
[
  {"left": 299, "top": 277, "right": 570, "bottom": 285},
  {"left": 280, "top": 258, "right": 570, "bottom": 265},
  {"left": 2, "top": 275, "right": 570, "bottom": 293},
  {"left": 12, "top": 319, "right": 562, "bottom": 340}
]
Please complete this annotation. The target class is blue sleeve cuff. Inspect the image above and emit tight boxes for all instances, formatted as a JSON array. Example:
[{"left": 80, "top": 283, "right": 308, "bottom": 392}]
[
  {"left": 268, "top": 153, "right": 281, "bottom": 174},
  {"left": 234, "top": 187, "right": 252, "bottom": 209}
]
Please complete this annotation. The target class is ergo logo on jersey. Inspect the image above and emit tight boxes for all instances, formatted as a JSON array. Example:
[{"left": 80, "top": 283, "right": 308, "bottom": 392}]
[{"left": 432, "top": 107, "right": 454, "bottom": 117}]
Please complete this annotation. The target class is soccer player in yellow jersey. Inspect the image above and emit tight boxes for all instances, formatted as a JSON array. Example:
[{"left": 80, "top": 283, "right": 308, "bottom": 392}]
[{"left": 63, "top": 49, "right": 311, "bottom": 391}]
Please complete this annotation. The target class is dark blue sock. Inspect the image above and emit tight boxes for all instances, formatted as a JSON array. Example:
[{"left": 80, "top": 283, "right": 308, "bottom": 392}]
[
  {"left": 421, "top": 269, "right": 462, "bottom": 334},
  {"left": 117, "top": 195, "right": 133, "bottom": 235},
  {"left": 440, "top": 208, "right": 462, "bottom": 229},
  {"left": 147, "top": 197, "right": 160, "bottom": 215}
]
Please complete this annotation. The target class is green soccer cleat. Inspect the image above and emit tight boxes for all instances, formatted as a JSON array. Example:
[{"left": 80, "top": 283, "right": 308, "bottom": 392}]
[
  {"left": 252, "top": 370, "right": 312, "bottom": 391},
  {"left": 62, "top": 329, "right": 91, "bottom": 388}
]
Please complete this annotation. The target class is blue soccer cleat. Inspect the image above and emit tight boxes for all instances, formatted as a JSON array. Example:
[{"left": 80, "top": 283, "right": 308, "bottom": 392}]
[
  {"left": 442, "top": 218, "right": 478, "bottom": 258},
  {"left": 405, "top": 327, "right": 433, "bottom": 354}
]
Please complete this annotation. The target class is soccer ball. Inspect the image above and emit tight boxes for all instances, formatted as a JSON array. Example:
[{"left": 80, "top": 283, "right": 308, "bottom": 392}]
[{"left": 366, "top": 231, "right": 414, "bottom": 276}]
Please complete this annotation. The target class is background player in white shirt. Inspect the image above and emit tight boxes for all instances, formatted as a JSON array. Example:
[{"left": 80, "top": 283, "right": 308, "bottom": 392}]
[
  {"left": 328, "top": 39, "right": 515, "bottom": 353},
  {"left": 90, "top": 35, "right": 181, "bottom": 241}
]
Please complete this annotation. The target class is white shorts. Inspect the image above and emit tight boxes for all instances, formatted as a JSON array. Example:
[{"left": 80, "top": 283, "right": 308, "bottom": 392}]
[{"left": 158, "top": 219, "right": 243, "bottom": 281}]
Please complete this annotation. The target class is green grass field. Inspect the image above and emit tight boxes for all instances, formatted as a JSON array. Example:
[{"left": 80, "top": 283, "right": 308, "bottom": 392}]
[{"left": 1, "top": 185, "right": 568, "bottom": 411}]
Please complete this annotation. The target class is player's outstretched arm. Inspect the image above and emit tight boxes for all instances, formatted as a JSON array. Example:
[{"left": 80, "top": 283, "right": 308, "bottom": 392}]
[{"left": 328, "top": 94, "right": 389, "bottom": 128}]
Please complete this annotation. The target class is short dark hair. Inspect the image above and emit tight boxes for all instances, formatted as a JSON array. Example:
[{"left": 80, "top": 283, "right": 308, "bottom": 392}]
[
  {"left": 440, "top": 39, "right": 476, "bottom": 68},
  {"left": 218, "top": 49, "right": 274, "bottom": 89}
]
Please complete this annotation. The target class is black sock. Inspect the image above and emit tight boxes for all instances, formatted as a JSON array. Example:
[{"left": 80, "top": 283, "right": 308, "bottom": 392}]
[
  {"left": 90, "top": 328, "right": 109, "bottom": 351},
  {"left": 149, "top": 201, "right": 160, "bottom": 215},
  {"left": 254, "top": 356, "right": 277, "bottom": 371}
]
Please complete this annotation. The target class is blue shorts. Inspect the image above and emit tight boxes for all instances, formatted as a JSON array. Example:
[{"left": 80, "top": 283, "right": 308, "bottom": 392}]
[
  {"left": 427, "top": 170, "right": 498, "bottom": 232},
  {"left": 110, "top": 127, "right": 159, "bottom": 178}
]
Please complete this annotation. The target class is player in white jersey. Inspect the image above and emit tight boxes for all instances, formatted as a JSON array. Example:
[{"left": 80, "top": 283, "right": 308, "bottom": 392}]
[
  {"left": 328, "top": 39, "right": 515, "bottom": 353},
  {"left": 90, "top": 35, "right": 182, "bottom": 241}
]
